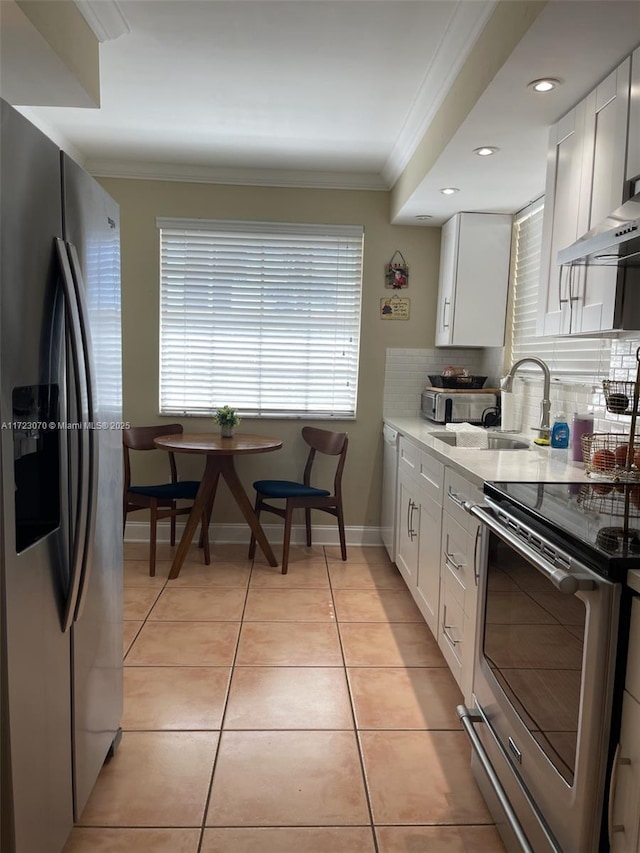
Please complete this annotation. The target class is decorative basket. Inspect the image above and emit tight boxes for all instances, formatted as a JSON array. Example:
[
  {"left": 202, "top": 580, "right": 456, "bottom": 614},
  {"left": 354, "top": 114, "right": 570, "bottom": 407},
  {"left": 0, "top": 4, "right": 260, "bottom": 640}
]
[
  {"left": 577, "top": 483, "right": 635, "bottom": 516},
  {"left": 581, "top": 433, "right": 640, "bottom": 480},
  {"left": 428, "top": 375, "right": 487, "bottom": 389},
  {"left": 602, "top": 380, "right": 636, "bottom": 415}
]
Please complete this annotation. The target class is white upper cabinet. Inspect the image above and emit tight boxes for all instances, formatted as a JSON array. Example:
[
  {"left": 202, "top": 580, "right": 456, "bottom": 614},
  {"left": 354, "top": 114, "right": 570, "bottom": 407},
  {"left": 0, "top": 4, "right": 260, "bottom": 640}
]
[
  {"left": 435, "top": 212, "right": 512, "bottom": 348},
  {"left": 574, "top": 58, "right": 631, "bottom": 334},
  {"left": 537, "top": 105, "right": 587, "bottom": 337},
  {"left": 537, "top": 56, "right": 632, "bottom": 336},
  {"left": 627, "top": 47, "right": 640, "bottom": 182}
]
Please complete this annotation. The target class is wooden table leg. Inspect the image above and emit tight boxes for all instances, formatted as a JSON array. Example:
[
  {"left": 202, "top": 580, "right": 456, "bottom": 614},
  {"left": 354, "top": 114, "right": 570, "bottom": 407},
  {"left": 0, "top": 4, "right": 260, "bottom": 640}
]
[
  {"left": 219, "top": 456, "right": 279, "bottom": 567},
  {"left": 168, "top": 458, "right": 221, "bottom": 579}
]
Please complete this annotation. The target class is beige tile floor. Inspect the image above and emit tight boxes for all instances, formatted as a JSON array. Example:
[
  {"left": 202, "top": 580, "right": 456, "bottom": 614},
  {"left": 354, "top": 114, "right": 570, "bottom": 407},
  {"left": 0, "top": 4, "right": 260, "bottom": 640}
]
[{"left": 63, "top": 542, "right": 506, "bottom": 853}]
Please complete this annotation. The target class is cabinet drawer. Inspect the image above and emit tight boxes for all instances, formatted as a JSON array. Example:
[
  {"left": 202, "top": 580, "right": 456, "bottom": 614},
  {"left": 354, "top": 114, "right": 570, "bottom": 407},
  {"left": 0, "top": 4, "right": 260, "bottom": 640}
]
[
  {"left": 441, "top": 512, "right": 481, "bottom": 622},
  {"left": 439, "top": 568, "right": 466, "bottom": 675},
  {"left": 417, "top": 449, "right": 444, "bottom": 504},
  {"left": 444, "top": 467, "right": 483, "bottom": 532},
  {"left": 441, "top": 512, "right": 471, "bottom": 596},
  {"left": 611, "top": 690, "right": 640, "bottom": 852},
  {"left": 625, "top": 597, "right": 640, "bottom": 702},
  {"left": 398, "top": 437, "right": 419, "bottom": 478}
]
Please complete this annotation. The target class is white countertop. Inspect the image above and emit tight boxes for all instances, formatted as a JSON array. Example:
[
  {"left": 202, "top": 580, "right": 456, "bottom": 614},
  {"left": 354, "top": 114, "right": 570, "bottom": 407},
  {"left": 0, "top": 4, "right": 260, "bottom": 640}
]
[
  {"left": 384, "top": 417, "right": 640, "bottom": 592},
  {"left": 384, "top": 417, "right": 592, "bottom": 488}
]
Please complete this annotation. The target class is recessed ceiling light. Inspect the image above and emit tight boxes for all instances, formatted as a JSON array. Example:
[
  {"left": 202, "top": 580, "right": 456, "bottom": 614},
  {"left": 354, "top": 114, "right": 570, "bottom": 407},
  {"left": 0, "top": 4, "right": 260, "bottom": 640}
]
[
  {"left": 528, "top": 78, "right": 560, "bottom": 93},
  {"left": 440, "top": 187, "right": 459, "bottom": 195},
  {"left": 474, "top": 146, "right": 499, "bottom": 157},
  {"left": 415, "top": 215, "right": 432, "bottom": 220}
]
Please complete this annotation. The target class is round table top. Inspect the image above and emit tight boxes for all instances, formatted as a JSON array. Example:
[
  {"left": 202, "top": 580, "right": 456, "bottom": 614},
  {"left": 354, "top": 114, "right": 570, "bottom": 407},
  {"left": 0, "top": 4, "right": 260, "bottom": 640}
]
[{"left": 154, "top": 433, "right": 283, "bottom": 456}]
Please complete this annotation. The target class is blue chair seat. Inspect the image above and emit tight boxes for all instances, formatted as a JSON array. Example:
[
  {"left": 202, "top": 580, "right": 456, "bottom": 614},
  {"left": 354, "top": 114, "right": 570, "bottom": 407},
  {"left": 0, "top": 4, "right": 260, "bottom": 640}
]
[
  {"left": 129, "top": 480, "right": 201, "bottom": 500},
  {"left": 253, "top": 479, "right": 330, "bottom": 499}
]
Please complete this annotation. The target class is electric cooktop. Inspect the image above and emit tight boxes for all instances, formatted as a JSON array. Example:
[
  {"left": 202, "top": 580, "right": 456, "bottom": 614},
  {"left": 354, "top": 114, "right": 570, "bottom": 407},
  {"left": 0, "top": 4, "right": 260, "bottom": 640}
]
[{"left": 484, "top": 480, "right": 640, "bottom": 580}]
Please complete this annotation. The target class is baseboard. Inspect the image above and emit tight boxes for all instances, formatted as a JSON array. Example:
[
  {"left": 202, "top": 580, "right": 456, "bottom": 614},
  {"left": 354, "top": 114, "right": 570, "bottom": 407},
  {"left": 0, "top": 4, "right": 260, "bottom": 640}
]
[{"left": 123, "top": 520, "right": 383, "bottom": 547}]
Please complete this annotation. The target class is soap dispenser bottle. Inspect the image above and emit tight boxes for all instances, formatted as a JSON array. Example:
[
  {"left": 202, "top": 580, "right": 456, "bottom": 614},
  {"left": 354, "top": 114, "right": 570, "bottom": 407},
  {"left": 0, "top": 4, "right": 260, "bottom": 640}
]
[{"left": 551, "top": 411, "right": 570, "bottom": 449}]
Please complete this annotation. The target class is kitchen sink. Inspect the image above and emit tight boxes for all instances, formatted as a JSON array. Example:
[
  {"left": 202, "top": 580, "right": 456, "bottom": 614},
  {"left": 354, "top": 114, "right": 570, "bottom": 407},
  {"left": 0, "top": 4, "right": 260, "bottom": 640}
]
[{"left": 429, "top": 432, "right": 530, "bottom": 451}]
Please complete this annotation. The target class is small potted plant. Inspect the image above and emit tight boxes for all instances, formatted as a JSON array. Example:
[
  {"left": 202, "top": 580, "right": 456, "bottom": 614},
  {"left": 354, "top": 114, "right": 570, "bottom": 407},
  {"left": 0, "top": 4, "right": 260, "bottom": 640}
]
[{"left": 214, "top": 405, "right": 240, "bottom": 438}]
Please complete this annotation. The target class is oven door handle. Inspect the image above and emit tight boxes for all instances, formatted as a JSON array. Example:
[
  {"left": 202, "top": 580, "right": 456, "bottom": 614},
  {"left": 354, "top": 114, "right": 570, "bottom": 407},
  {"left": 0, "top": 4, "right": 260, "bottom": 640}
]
[
  {"left": 457, "top": 704, "right": 535, "bottom": 853},
  {"left": 467, "top": 504, "right": 595, "bottom": 594}
]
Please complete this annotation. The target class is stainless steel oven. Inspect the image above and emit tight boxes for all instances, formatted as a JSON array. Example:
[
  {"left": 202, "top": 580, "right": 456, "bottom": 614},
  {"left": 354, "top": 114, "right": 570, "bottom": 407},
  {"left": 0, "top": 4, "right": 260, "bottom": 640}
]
[{"left": 458, "top": 483, "right": 626, "bottom": 853}]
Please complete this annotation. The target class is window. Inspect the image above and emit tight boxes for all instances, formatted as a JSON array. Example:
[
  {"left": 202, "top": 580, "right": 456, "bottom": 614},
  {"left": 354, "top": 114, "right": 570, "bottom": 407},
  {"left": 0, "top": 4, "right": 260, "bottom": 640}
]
[
  {"left": 158, "top": 218, "right": 364, "bottom": 418},
  {"left": 508, "top": 200, "right": 610, "bottom": 379}
]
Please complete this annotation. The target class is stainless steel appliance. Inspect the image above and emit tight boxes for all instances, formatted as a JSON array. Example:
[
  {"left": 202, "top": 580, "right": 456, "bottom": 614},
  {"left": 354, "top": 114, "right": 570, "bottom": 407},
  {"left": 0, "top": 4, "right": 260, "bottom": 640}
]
[
  {"left": 558, "top": 181, "right": 640, "bottom": 267},
  {"left": 0, "top": 100, "right": 123, "bottom": 853},
  {"left": 381, "top": 424, "right": 399, "bottom": 561},
  {"left": 459, "top": 481, "right": 637, "bottom": 853},
  {"left": 421, "top": 389, "right": 497, "bottom": 425}
]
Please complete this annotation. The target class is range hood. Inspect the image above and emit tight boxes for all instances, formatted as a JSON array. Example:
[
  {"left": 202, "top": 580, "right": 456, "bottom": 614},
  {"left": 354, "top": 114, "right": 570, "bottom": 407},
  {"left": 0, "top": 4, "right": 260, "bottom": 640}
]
[{"left": 558, "top": 186, "right": 640, "bottom": 267}]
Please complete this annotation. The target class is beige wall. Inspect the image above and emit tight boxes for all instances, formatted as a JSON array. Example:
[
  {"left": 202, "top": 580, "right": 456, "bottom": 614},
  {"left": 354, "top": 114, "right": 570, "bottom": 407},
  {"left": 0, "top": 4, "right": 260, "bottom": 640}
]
[{"left": 99, "top": 178, "right": 441, "bottom": 530}]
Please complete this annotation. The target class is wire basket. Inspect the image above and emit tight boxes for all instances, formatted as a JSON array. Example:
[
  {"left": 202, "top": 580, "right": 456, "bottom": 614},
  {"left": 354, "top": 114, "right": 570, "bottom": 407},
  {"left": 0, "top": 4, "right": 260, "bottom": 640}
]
[
  {"left": 602, "top": 380, "right": 636, "bottom": 415},
  {"left": 577, "top": 483, "right": 639, "bottom": 516},
  {"left": 582, "top": 433, "right": 640, "bottom": 480}
]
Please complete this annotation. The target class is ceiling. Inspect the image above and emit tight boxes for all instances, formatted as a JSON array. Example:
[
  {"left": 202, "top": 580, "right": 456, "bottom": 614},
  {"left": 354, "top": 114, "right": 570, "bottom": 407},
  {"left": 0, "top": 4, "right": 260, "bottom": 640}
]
[{"left": 14, "top": 0, "right": 640, "bottom": 225}]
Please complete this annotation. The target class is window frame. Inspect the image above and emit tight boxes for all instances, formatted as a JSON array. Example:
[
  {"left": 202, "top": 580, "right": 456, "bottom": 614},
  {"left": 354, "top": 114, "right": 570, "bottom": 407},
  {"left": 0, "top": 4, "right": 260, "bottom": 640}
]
[
  {"left": 157, "top": 217, "right": 364, "bottom": 419},
  {"left": 506, "top": 199, "right": 611, "bottom": 383}
]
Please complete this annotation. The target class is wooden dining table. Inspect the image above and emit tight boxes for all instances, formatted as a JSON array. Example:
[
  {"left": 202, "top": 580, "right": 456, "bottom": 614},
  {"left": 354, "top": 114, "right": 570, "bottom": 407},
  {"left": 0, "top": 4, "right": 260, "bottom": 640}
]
[{"left": 154, "top": 432, "right": 283, "bottom": 579}]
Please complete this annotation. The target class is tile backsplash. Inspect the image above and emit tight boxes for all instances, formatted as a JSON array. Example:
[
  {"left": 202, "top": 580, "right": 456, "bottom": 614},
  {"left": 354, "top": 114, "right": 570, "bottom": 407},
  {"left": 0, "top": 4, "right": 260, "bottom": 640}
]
[
  {"left": 384, "top": 337, "right": 640, "bottom": 438},
  {"left": 383, "top": 348, "right": 494, "bottom": 418}
]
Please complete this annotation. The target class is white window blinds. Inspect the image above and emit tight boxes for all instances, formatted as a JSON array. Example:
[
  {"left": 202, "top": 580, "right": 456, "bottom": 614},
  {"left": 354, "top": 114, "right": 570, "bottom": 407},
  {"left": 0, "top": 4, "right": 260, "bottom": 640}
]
[
  {"left": 508, "top": 202, "right": 610, "bottom": 378},
  {"left": 158, "top": 218, "right": 363, "bottom": 418}
]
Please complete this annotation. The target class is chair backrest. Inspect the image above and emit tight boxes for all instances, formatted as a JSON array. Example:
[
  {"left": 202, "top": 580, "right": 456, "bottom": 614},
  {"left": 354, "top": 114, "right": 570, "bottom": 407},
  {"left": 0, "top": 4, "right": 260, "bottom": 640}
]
[
  {"left": 123, "top": 423, "right": 184, "bottom": 490},
  {"left": 301, "top": 426, "right": 348, "bottom": 496}
]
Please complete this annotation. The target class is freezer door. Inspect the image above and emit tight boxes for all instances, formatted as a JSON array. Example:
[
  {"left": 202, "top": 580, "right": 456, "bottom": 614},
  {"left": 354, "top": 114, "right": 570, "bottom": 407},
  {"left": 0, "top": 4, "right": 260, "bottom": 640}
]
[
  {"left": 0, "top": 100, "right": 74, "bottom": 853},
  {"left": 61, "top": 154, "right": 123, "bottom": 819}
]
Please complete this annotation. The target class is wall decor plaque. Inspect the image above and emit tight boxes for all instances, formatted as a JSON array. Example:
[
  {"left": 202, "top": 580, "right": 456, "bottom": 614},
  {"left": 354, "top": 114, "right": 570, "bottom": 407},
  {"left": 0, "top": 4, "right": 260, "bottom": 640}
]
[
  {"left": 385, "top": 250, "right": 409, "bottom": 289},
  {"left": 381, "top": 296, "right": 410, "bottom": 320}
]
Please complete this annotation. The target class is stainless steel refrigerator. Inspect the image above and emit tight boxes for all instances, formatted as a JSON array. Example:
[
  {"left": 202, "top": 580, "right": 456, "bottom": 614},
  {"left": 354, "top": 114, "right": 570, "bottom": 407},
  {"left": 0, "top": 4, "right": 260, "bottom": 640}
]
[{"left": 0, "top": 100, "right": 123, "bottom": 853}]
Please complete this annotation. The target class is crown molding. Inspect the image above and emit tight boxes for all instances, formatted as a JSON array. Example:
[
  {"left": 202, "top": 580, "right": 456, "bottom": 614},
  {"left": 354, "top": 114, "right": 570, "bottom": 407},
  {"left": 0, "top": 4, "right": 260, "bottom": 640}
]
[
  {"left": 87, "top": 159, "right": 389, "bottom": 191},
  {"left": 381, "top": 0, "right": 496, "bottom": 187},
  {"left": 73, "top": 0, "right": 130, "bottom": 42}
]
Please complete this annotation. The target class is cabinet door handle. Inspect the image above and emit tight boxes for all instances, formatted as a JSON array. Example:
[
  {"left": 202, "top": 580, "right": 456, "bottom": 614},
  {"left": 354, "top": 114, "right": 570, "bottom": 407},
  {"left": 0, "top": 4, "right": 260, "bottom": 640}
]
[
  {"left": 409, "top": 500, "right": 418, "bottom": 540},
  {"left": 558, "top": 264, "right": 568, "bottom": 306},
  {"left": 447, "top": 487, "right": 466, "bottom": 509},
  {"left": 442, "top": 297, "right": 450, "bottom": 329},
  {"left": 442, "top": 604, "right": 460, "bottom": 646},
  {"left": 608, "top": 741, "right": 632, "bottom": 844},
  {"left": 473, "top": 525, "right": 481, "bottom": 586},
  {"left": 568, "top": 263, "right": 580, "bottom": 302},
  {"left": 406, "top": 498, "right": 412, "bottom": 537},
  {"left": 444, "top": 551, "right": 464, "bottom": 573}
]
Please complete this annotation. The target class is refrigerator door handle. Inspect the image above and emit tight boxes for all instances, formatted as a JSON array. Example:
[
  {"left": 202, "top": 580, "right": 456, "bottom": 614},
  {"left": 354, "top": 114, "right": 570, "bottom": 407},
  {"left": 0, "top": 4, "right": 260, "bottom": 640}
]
[
  {"left": 55, "top": 238, "right": 90, "bottom": 632},
  {"left": 66, "top": 241, "right": 99, "bottom": 622}
]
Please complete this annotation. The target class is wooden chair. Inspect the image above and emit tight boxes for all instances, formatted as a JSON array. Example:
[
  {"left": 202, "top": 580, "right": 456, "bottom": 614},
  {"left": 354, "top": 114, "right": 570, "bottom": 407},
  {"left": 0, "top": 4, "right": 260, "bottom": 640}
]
[
  {"left": 248, "top": 426, "right": 348, "bottom": 574},
  {"left": 123, "top": 423, "right": 210, "bottom": 575}
]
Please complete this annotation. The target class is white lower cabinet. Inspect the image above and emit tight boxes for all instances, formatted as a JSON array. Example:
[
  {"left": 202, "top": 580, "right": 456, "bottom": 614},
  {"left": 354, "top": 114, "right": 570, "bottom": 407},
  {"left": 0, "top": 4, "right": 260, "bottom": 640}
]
[
  {"left": 611, "top": 597, "right": 640, "bottom": 852},
  {"left": 395, "top": 467, "right": 420, "bottom": 590},
  {"left": 415, "top": 492, "right": 442, "bottom": 636},
  {"left": 439, "top": 468, "right": 483, "bottom": 704},
  {"left": 438, "top": 563, "right": 466, "bottom": 685},
  {"left": 395, "top": 438, "right": 443, "bottom": 637},
  {"left": 392, "top": 432, "right": 483, "bottom": 702},
  {"left": 611, "top": 691, "right": 640, "bottom": 852}
]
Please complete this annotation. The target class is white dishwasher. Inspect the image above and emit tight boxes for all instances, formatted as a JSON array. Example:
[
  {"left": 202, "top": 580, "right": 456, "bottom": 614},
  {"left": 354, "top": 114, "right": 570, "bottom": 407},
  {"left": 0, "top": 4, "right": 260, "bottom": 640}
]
[{"left": 381, "top": 424, "right": 399, "bottom": 562}]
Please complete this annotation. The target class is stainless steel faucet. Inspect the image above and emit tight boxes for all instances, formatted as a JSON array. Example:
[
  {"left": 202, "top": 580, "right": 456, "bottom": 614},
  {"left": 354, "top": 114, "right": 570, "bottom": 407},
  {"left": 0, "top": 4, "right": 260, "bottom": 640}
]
[{"left": 501, "top": 357, "right": 552, "bottom": 441}]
